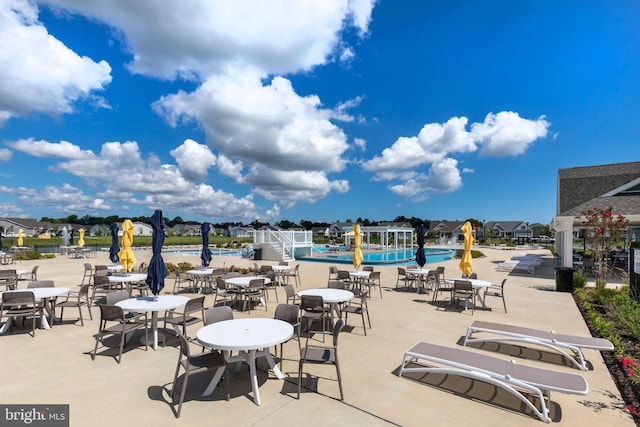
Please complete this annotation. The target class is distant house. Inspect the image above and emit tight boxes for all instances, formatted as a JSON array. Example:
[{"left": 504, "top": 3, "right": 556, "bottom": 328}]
[
  {"left": 329, "top": 222, "right": 354, "bottom": 238},
  {"left": 484, "top": 221, "right": 531, "bottom": 241},
  {"left": 311, "top": 226, "right": 329, "bottom": 237},
  {"left": 428, "top": 220, "right": 465, "bottom": 244},
  {"left": 117, "top": 221, "right": 152, "bottom": 237},
  {"left": 553, "top": 161, "right": 640, "bottom": 268},
  {"left": 0, "top": 217, "right": 54, "bottom": 236},
  {"left": 228, "top": 225, "right": 255, "bottom": 238},
  {"left": 89, "top": 224, "right": 110, "bottom": 237}
]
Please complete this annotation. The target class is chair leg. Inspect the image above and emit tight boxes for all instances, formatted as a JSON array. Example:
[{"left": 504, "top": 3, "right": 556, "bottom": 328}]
[
  {"left": 177, "top": 372, "right": 189, "bottom": 418},
  {"left": 335, "top": 357, "right": 344, "bottom": 401}
]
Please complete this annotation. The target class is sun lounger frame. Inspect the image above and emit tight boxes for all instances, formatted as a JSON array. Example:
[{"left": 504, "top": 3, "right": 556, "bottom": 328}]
[
  {"left": 463, "top": 320, "right": 614, "bottom": 371},
  {"left": 495, "top": 261, "right": 536, "bottom": 274},
  {"left": 399, "top": 341, "right": 588, "bottom": 423}
]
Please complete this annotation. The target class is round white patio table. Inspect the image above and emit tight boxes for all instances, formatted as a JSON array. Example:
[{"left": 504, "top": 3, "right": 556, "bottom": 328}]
[
  {"left": 196, "top": 318, "right": 293, "bottom": 406},
  {"left": 0, "top": 287, "right": 70, "bottom": 333},
  {"left": 407, "top": 268, "right": 431, "bottom": 293},
  {"left": 116, "top": 295, "right": 189, "bottom": 350},
  {"left": 108, "top": 273, "right": 147, "bottom": 293},
  {"left": 186, "top": 268, "right": 216, "bottom": 293},
  {"left": 106, "top": 264, "right": 124, "bottom": 273},
  {"left": 298, "top": 288, "right": 354, "bottom": 324},
  {"left": 271, "top": 265, "right": 291, "bottom": 284},
  {"left": 226, "top": 276, "right": 271, "bottom": 311},
  {"left": 445, "top": 278, "right": 492, "bottom": 310}
]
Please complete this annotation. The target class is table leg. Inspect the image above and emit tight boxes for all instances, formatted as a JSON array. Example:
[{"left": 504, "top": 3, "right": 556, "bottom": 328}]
[
  {"left": 247, "top": 349, "right": 261, "bottom": 405},
  {"left": 151, "top": 311, "right": 158, "bottom": 350},
  {"left": 260, "top": 348, "right": 285, "bottom": 379},
  {"left": 202, "top": 365, "right": 226, "bottom": 397}
]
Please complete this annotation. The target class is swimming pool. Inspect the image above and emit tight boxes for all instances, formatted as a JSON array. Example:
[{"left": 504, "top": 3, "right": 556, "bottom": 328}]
[
  {"left": 300, "top": 247, "right": 455, "bottom": 265},
  {"left": 165, "top": 248, "right": 242, "bottom": 257}
]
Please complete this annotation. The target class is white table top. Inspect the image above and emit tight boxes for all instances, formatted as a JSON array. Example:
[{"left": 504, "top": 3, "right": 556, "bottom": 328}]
[
  {"left": 226, "top": 276, "right": 271, "bottom": 287},
  {"left": 349, "top": 270, "right": 370, "bottom": 278},
  {"left": 196, "top": 318, "right": 293, "bottom": 351},
  {"left": 106, "top": 264, "right": 124, "bottom": 272},
  {"left": 271, "top": 265, "right": 291, "bottom": 271},
  {"left": 445, "top": 278, "right": 492, "bottom": 288},
  {"left": 108, "top": 273, "right": 147, "bottom": 283},
  {"left": 1, "top": 287, "right": 70, "bottom": 302},
  {"left": 186, "top": 268, "right": 214, "bottom": 275},
  {"left": 407, "top": 268, "right": 431, "bottom": 275},
  {"left": 115, "top": 295, "right": 189, "bottom": 313},
  {"left": 298, "top": 288, "right": 354, "bottom": 304}
]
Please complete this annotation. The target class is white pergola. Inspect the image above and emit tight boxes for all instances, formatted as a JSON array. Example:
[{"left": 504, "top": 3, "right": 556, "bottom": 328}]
[{"left": 343, "top": 225, "right": 414, "bottom": 250}]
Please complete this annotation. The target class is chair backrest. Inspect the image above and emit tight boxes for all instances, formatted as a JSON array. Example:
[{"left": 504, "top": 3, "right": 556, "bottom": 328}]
[
  {"left": 279, "top": 261, "right": 288, "bottom": 266},
  {"left": 329, "top": 266, "right": 338, "bottom": 275},
  {"left": 204, "top": 306, "right": 233, "bottom": 325},
  {"left": 215, "top": 277, "right": 227, "bottom": 290},
  {"left": 27, "top": 280, "right": 54, "bottom": 288},
  {"left": 178, "top": 333, "right": 191, "bottom": 357},
  {"left": 284, "top": 284, "right": 296, "bottom": 302},
  {"left": 31, "top": 265, "right": 39, "bottom": 277},
  {"left": 94, "top": 273, "right": 110, "bottom": 286},
  {"left": 0, "top": 270, "right": 17, "bottom": 278},
  {"left": 249, "top": 278, "right": 265, "bottom": 289},
  {"left": 337, "top": 270, "right": 350, "bottom": 280},
  {"left": 500, "top": 278, "right": 507, "bottom": 289},
  {"left": 184, "top": 296, "right": 205, "bottom": 314},
  {"left": 436, "top": 266, "right": 445, "bottom": 276},
  {"left": 469, "top": 272, "right": 478, "bottom": 279},
  {"left": 362, "top": 266, "right": 374, "bottom": 272},
  {"left": 300, "top": 294, "right": 323, "bottom": 312},
  {"left": 397, "top": 267, "right": 406, "bottom": 276},
  {"left": 454, "top": 280, "right": 473, "bottom": 291},
  {"left": 327, "top": 280, "right": 346, "bottom": 289},
  {"left": 265, "top": 271, "right": 277, "bottom": 281},
  {"left": 78, "top": 284, "right": 91, "bottom": 296},
  {"left": 274, "top": 303, "right": 300, "bottom": 325},
  {"left": 106, "top": 290, "right": 130, "bottom": 305},
  {"left": 99, "top": 304, "right": 125, "bottom": 322},
  {"left": 83, "top": 263, "right": 93, "bottom": 272},
  {"left": 368, "top": 271, "right": 381, "bottom": 281},
  {"left": 260, "top": 265, "right": 273, "bottom": 274},
  {"left": 1, "top": 291, "right": 35, "bottom": 306},
  {"left": 94, "top": 265, "right": 108, "bottom": 271}
]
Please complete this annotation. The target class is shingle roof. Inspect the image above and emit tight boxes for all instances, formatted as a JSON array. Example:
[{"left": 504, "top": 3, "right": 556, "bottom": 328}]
[{"left": 558, "top": 161, "right": 640, "bottom": 215}]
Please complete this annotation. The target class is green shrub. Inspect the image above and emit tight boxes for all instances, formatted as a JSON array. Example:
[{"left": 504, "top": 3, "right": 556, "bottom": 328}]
[{"left": 573, "top": 272, "right": 587, "bottom": 288}]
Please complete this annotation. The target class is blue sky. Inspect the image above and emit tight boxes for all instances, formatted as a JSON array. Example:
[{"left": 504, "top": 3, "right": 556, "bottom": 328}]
[{"left": 1, "top": 0, "right": 639, "bottom": 225}]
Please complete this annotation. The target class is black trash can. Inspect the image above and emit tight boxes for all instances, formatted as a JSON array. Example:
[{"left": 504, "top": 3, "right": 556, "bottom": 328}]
[
  {"left": 253, "top": 248, "right": 262, "bottom": 261},
  {"left": 555, "top": 267, "right": 574, "bottom": 292}
]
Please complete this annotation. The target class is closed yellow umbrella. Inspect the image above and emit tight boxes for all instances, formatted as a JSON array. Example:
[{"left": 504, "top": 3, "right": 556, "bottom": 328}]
[
  {"left": 78, "top": 228, "right": 85, "bottom": 248},
  {"left": 118, "top": 219, "right": 136, "bottom": 273},
  {"left": 459, "top": 221, "right": 474, "bottom": 278},
  {"left": 352, "top": 224, "right": 363, "bottom": 269},
  {"left": 17, "top": 229, "right": 23, "bottom": 246}
]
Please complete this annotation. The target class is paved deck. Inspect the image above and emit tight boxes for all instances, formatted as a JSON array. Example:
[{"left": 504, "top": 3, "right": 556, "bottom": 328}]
[{"left": 0, "top": 247, "right": 634, "bottom": 426}]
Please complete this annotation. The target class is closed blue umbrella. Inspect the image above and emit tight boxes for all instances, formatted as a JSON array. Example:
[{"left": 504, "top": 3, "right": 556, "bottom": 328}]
[
  {"left": 415, "top": 224, "right": 427, "bottom": 267},
  {"left": 69, "top": 229, "right": 75, "bottom": 246},
  {"left": 146, "top": 210, "right": 168, "bottom": 297},
  {"left": 200, "top": 222, "right": 212, "bottom": 267},
  {"left": 109, "top": 223, "right": 120, "bottom": 264}
]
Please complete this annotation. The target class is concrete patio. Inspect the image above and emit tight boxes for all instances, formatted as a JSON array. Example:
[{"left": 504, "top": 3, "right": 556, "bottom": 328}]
[{"left": 0, "top": 247, "right": 635, "bottom": 426}]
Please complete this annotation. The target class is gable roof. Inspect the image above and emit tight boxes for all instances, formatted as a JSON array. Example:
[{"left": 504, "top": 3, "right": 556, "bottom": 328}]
[{"left": 557, "top": 161, "right": 640, "bottom": 216}]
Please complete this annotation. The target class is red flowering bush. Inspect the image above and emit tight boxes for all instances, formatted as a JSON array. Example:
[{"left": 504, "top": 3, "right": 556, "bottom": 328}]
[{"left": 579, "top": 207, "right": 628, "bottom": 282}]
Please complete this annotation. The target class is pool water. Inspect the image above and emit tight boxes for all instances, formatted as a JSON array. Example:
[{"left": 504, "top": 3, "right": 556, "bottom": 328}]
[{"left": 301, "top": 247, "right": 455, "bottom": 265}]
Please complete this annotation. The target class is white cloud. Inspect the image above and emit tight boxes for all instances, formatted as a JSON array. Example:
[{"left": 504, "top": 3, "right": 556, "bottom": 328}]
[
  {"left": 0, "top": 0, "right": 111, "bottom": 125},
  {"left": 8, "top": 139, "right": 260, "bottom": 220},
  {"left": 170, "top": 139, "right": 216, "bottom": 182},
  {"left": 154, "top": 71, "right": 352, "bottom": 205},
  {"left": 41, "top": 0, "right": 375, "bottom": 79},
  {"left": 6, "top": 138, "right": 94, "bottom": 159},
  {"left": 0, "top": 148, "right": 12, "bottom": 161},
  {"left": 472, "top": 111, "right": 550, "bottom": 157},
  {"left": 354, "top": 137, "right": 366, "bottom": 151},
  {"left": 364, "top": 112, "right": 550, "bottom": 200}
]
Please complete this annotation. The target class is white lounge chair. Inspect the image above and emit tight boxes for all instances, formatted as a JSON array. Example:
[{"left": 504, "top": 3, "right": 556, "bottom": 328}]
[
  {"left": 399, "top": 341, "right": 588, "bottom": 423},
  {"left": 496, "top": 260, "right": 536, "bottom": 274},
  {"left": 463, "top": 320, "right": 614, "bottom": 371}
]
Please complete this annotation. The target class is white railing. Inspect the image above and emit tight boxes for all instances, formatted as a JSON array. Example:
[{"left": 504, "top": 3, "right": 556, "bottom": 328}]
[{"left": 254, "top": 230, "right": 313, "bottom": 260}]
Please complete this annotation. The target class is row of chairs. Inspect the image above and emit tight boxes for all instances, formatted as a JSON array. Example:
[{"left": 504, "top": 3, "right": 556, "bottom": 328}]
[{"left": 328, "top": 266, "right": 383, "bottom": 299}]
